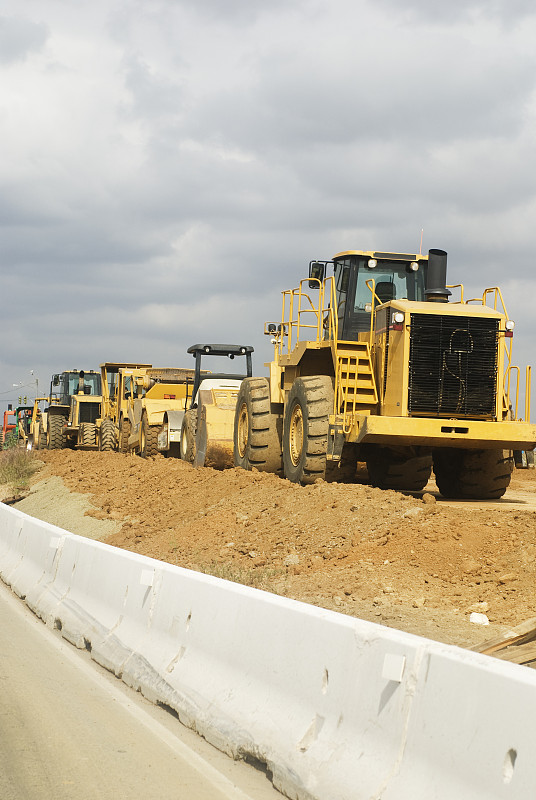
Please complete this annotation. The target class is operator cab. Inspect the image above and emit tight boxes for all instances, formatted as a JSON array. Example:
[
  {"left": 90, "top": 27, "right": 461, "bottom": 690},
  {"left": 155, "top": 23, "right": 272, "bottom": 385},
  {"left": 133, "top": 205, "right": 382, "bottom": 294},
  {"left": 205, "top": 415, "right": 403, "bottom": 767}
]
[
  {"left": 311, "top": 251, "right": 428, "bottom": 341},
  {"left": 51, "top": 370, "right": 101, "bottom": 405},
  {"left": 186, "top": 344, "right": 254, "bottom": 409}
]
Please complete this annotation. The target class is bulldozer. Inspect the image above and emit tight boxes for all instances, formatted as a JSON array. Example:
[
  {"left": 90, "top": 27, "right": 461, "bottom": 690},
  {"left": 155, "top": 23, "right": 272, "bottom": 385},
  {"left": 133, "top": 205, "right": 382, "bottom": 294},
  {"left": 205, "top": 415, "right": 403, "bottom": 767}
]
[
  {"left": 37, "top": 370, "right": 102, "bottom": 450},
  {"left": 99, "top": 362, "right": 198, "bottom": 457},
  {"left": 160, "top": 343, "right": 254, "bottom": 468},
  {"left": 233, "top": 248, "right": 536, "bottom": 499}
]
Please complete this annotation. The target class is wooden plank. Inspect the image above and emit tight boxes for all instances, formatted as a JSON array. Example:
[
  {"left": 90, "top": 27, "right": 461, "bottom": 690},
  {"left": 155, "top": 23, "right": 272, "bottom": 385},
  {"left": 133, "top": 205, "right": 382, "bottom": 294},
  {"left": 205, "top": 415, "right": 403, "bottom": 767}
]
[
  {"left": 492, "top": 641, "right": 536, "bottom": 666},
  {"left": 472, "top": 616, "right": 536, "bottom": 656}
]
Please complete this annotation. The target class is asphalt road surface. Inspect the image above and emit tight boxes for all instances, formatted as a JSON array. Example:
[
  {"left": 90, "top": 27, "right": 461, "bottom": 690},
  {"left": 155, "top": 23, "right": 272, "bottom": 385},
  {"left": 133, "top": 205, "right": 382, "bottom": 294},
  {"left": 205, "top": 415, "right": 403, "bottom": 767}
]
[{"left": 0, "top": 581, "right": 283, "bottom": 800}]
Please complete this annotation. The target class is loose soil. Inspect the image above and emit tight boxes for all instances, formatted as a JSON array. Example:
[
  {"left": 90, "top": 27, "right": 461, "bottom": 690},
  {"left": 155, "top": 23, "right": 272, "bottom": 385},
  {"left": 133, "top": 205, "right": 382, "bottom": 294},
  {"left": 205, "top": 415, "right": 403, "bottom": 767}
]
[{"left": 9, "top": 451, "right": 536, "bottom": 650}]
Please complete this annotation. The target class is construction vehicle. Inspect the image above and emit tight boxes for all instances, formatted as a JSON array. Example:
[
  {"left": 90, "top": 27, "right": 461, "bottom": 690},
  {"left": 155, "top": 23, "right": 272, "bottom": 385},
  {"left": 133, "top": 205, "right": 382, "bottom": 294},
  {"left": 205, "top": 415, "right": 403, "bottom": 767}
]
[
  {"left": 99, "top": 362, "right": 152, "bottom": 452},
  {"left": 0, "top": 407, "right": 16, "bottom": 449},
  {"left": 38, "top": 370, "right": 102, "bottom": 449},
  {"left": 27, "top": 398, "right": 49, "bottom": 449},
  {"left": 1, "top": 406, "right": 32, "bottom": 448},
  {"left": 167, "top": 343, "right": 254, "bottom": 468},
  {"left": 233, "top": 248, "right": 536, "bottom": 499},
  {"left": 99, "top": 362, "right": 197, "bottom": 457}
]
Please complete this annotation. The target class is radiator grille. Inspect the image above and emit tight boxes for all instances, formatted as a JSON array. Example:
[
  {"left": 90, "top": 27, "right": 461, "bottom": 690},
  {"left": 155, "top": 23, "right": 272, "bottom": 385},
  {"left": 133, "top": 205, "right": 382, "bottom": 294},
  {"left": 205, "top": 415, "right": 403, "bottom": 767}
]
[
  {"left": 79, "top": 402, "right": 101, "bottom": 424},
  {"left": 408, "top": 313, "right": 498, "bottom": 417}
]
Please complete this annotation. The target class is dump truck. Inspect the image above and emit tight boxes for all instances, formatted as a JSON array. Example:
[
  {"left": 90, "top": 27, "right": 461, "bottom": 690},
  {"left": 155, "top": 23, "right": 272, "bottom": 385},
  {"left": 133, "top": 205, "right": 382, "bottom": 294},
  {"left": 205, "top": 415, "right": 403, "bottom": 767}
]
[
  {"left": 233, "top": 248, "right": 536, "bottom": 498},
  {"left": 164, "top": 343, "right": 254, "bottom": 468},
  {"left": 38, "top": 370, "right": 102, "bottom": 449},
  {"left": 99, "top": 362, "right": 197, "bottom": 457}
]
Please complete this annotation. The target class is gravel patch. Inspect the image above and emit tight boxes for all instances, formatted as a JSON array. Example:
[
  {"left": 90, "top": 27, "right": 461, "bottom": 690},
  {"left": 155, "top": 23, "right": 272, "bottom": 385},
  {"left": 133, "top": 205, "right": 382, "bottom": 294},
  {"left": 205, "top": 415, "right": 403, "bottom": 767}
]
[{"left": 12, "top": 476, "right": 121, "bottom": 541}]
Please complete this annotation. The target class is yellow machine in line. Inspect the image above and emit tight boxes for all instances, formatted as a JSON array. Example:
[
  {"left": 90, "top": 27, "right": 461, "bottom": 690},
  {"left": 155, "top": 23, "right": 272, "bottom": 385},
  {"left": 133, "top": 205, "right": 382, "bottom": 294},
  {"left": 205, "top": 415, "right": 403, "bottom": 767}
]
[
  {"left": 28, "top": 397, "right": 48, "bottom": 449},
  {"left": 99, "top": 362, "right": 152, "bottom": 452},
  {"left": 233, "top": 248, "right": 536, "bottom": 498},
  {"left": 165, "top": 343, "right": 254, "bottom": 468},
  {"left": 99, "top": 362, "right": 197, "bottom": 457},
  {"left": 35, "top": 370, "right": 102, "bottom": 450}
]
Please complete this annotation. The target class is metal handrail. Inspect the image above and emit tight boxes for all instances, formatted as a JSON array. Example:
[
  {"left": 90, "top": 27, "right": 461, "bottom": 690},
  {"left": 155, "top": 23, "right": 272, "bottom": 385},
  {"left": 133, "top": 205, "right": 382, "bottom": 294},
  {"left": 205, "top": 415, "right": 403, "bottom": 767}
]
[
  {"left": 365, "top": 278, "right": 377, "bottom": 343},
  {"left": 505, "top": 366, "right": 520, "bottom": 420},
  {"left": 279, "top": 278, "right": 338, "bottom": 354},
  {"left": 446, "top": 283, "right": 464, "bottom": 303},
  {"left": 526, "top": 366, "right": 532, "bottom": 423}
]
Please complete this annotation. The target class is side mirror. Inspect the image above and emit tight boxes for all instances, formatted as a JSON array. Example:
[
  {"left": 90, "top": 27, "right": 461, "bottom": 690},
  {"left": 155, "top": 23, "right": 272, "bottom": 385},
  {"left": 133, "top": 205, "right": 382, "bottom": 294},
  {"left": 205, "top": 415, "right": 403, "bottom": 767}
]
[
  {"left": 52, "top": 374, "right": 60, "bottom": 386},
  {"left": 308, "top": 261, "right": 325, "bottom": 289}
]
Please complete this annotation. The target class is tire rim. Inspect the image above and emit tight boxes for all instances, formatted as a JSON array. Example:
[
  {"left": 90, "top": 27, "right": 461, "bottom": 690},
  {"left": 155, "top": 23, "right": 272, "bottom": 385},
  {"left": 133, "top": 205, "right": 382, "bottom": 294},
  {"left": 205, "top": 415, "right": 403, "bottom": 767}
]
[
  {"left": 236, "top": 402, "right": 249, "bottom": 458},
  {"left": 289, "top": 402, "right": 304, "bottom": 467},
  {"left": 140, "top": 425, "right": 145, "bottom": 454},
  {"left": 181, "top": 426, "right": 188, "bottom": 457}
]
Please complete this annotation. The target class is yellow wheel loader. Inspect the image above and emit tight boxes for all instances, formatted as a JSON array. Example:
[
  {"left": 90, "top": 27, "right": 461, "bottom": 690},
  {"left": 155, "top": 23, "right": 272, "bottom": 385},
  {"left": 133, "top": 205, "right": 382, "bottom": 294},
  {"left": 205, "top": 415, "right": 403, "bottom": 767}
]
[
  {"left": 38, "top": 370, "right": 102, "bottom": 450},
  {"left": 233, "top": 248, "right": 536, "bottom": 499},
  {"left": 165, "top": 343, "right": 254, "bottom": 468}
]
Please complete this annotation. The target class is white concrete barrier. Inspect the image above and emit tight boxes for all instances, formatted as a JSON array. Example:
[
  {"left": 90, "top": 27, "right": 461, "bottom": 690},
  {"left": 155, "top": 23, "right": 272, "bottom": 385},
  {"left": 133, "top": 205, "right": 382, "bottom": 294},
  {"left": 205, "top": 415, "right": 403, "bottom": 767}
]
[{"left": 1, "top": 500, "right": 535, "bottom": 799}]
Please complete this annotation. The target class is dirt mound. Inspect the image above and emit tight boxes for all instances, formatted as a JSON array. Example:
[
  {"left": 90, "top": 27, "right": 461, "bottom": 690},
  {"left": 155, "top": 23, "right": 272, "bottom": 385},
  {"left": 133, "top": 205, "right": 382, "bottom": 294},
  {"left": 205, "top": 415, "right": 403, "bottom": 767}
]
[{"left": 15, "top": 450, "right": 536, "bottom": 649}]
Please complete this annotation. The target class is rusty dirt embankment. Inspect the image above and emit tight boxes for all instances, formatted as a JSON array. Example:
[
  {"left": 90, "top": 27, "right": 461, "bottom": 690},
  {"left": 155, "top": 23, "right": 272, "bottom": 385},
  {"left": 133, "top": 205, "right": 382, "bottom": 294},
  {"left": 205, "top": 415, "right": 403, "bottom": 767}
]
[{"left": 8, "top": 450, "right": 536, "bottom": 650}]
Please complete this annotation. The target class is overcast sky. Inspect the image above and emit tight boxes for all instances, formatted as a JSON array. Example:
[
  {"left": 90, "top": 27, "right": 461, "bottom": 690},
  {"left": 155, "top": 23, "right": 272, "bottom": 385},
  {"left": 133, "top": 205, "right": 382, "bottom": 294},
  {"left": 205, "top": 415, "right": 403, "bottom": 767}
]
[{"left": 2, "top": 0, "right": 536, "bottom": 418}]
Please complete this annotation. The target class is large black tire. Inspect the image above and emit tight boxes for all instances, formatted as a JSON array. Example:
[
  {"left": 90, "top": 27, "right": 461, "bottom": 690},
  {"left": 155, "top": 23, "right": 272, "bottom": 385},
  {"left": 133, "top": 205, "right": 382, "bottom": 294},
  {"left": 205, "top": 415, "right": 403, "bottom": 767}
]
[
  {"left": 37, "top": 422, "right": 47, "bottom": 451},
  {"left": 433, "top": 448, "right": 513, "bottom": 499},
  {"left": 79, "top": 422, "right": 97, "bottom": 448},
  {"left": 282, "top": 376, "right": 333, "bottom": 484},
  {"left": 180, "top": 409, "right": 197, "bottom": 463},
  {"left": 234, "top": 377, "right": 282, "bottom": 473},
  {"left": 99, "top": 417, "right": 116, "bottom": 451},
  {"left": 366, "top": 446, "right": 432, "bottom": 491},
  {"left": 0, "top": 431, "right": 4, "bottom": 450},
  {"left": 119, "top": 418, "right": 130, "bottom": 453},
  {"left": 48, "top": 415, "right": 65, "bottom": 450},
  {"left": 140, "top": 413, "right": 159, "bottom": 458}
]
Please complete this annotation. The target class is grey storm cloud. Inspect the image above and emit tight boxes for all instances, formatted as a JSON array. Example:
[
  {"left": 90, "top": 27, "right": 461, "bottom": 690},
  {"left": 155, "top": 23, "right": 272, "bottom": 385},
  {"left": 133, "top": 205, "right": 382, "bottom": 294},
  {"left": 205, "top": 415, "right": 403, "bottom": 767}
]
[
  {"left": 375, "top": 0, "right": 536, "bottom": 24},
  {"left": 0, "top": 15, "right": 48, "bottom": 64}
]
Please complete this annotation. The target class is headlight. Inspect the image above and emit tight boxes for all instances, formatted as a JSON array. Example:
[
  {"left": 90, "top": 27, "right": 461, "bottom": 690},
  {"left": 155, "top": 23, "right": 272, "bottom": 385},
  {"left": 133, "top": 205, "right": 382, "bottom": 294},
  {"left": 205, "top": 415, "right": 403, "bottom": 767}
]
[
  {"left": 390, "top": 311, "right": 405, "bottom": 331},
  {"left": 410, "top": 262, "right": 419, "bottom": 271},
  {"left": 367, "top": 259, "right": 377, "bottom": 269},
  {"left": 505, "top": 320, "right": 515, "bottom": 330}
]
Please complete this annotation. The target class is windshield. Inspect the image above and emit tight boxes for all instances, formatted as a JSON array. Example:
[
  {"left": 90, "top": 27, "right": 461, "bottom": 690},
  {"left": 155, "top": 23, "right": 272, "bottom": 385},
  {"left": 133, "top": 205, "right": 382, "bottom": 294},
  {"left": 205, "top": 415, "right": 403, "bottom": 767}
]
[
  {"left": 354, "top": 259, "right": 426, "bottom": 310},
  {"left": 333, "top": 256, "right": 427, "bottom": 339},
  {"left": 66, "top": 372, "right": 101, "bottom": 396}
]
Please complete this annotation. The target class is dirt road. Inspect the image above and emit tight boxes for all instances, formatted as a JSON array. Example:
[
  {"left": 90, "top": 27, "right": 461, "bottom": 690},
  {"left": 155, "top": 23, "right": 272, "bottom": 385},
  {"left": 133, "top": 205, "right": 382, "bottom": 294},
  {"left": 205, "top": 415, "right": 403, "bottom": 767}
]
[{"left": 11, "top": 450, "right": 536, "bottom": 650}]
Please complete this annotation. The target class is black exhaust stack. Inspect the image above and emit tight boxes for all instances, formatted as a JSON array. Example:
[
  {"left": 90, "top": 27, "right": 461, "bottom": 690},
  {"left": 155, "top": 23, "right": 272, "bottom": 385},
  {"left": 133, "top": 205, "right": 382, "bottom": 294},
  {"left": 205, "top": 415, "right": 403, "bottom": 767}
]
[{"left": 425, "top": 249, "right": 451, "bottom": 303}]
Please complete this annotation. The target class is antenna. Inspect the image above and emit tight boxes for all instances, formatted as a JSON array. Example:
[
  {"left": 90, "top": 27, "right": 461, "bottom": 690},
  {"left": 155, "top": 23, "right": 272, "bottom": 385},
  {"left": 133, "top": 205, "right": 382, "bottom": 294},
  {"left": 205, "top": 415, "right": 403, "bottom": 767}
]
[{"left": 418, "top": 228, "right": 424, "bottom": 256}]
